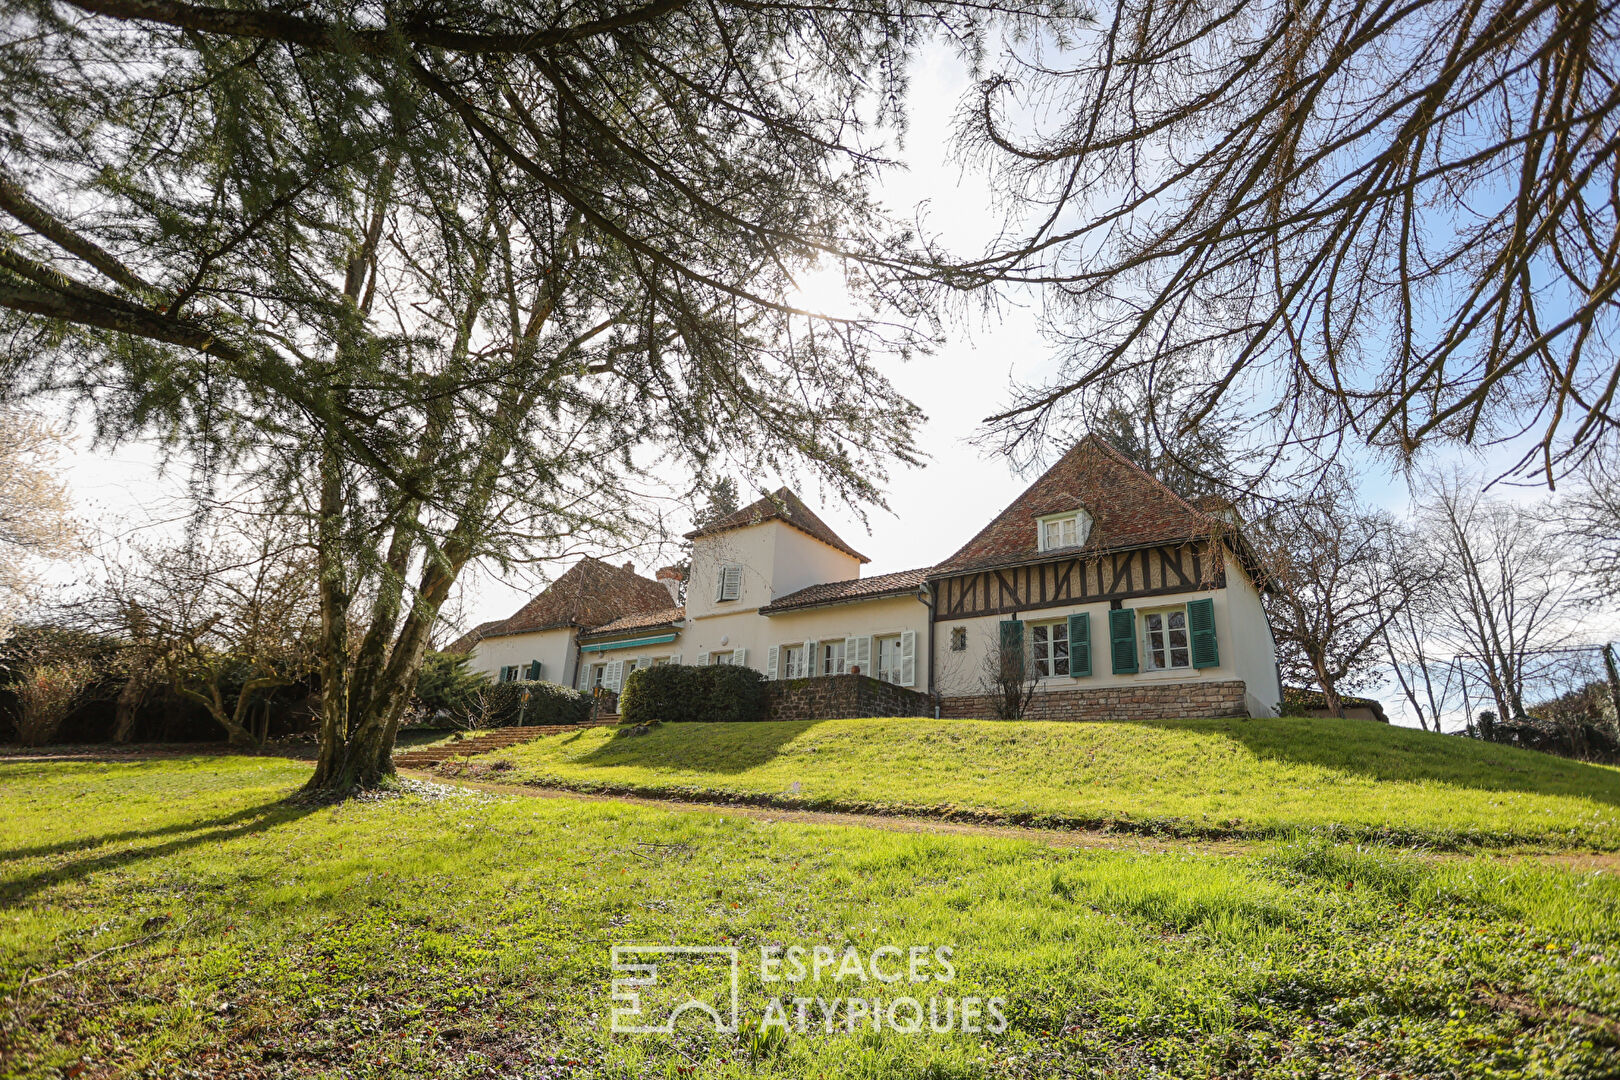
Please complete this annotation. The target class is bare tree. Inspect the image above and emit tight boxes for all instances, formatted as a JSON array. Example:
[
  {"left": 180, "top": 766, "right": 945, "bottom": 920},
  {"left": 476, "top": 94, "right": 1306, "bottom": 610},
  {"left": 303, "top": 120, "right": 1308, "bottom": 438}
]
[
  {"left": 1254, "top": 474, "right": 1425, "bottom": 717},
  {"left": 980, "top": 625, "right": 1038, "bottom": 720},
  {"left": 0, "top": 409, "right": 77, "bottom": 642},
  {"left": 962, "top": 0, "right": 1620, "bottom": 484},
  {"left": 10, "top": 652, "right": 96, "bottom": 746},
  {"left": 1416, "top": 478, "right": 1583, "bottom": 724},
  {"left": 77, "top": 524, "right": 319, "bottom": 747},
  {"left": 1378, "top": 581, "right": 1458, "bottom": 734},
  {"left": 1564, "top": 444, "right": 1620, "bottom": 599}
]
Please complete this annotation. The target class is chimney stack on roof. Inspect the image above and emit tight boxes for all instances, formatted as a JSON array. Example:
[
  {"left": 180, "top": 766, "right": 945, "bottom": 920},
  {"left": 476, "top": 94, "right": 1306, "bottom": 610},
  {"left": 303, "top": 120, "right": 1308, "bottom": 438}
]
[{"left": 656, "top": 565, "right": 684, "bottom": 605}]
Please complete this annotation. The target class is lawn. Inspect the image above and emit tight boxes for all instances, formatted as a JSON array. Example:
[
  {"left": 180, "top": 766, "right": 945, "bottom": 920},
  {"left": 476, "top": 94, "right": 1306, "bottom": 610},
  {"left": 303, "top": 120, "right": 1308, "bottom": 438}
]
[
  {"left": 461, "top": 716, "right": 1620, "bottom": 850},
  {"left": 3, "top": 756, "right": 1620, "bottom": 1078}
]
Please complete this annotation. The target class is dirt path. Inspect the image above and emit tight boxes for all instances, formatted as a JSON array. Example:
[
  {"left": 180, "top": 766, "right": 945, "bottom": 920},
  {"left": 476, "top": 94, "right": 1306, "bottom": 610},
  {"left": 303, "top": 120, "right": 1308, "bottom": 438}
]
[{"left": 400, "top": 769, "right": 1264, "bottom": 855}]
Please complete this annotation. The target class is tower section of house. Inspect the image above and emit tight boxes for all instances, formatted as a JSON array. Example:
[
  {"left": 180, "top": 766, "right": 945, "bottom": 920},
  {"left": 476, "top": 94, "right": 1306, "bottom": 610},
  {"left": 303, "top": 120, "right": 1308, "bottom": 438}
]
[
  {"left": 680, "top": 488, "right": 878, "bottom": 669},
  {"left": 451, "top": 557, "right": 675, "bottom": 689},
  {"left": 927, "top": 435, "right": 1283, "bottom": 720}
]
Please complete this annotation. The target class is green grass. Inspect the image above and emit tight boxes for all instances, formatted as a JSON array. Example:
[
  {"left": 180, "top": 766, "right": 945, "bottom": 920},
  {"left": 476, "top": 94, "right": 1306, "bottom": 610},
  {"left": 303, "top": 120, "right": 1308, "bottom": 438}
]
[
  {"left": 4, "top": 756, "right": 1620, "bottom": 1078},
  {"left": 472, "top": 716, "right": 1620, "bottom": 849}
]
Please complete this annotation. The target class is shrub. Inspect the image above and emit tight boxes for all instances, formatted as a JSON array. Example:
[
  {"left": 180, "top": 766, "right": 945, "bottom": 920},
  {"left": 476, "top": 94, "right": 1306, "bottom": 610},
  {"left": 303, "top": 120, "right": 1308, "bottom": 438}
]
[
  {"left": 14, "top": 658, "right": 96, "bottom": 746},
  {"left": 619, "top": 663, "right": 768, "bottom": 725},
  {"left": 413, "top": 651, "right": 492, "bottom": 723},
  {"left": 480, "top": 680, "right": 591, "bottom": 727}
]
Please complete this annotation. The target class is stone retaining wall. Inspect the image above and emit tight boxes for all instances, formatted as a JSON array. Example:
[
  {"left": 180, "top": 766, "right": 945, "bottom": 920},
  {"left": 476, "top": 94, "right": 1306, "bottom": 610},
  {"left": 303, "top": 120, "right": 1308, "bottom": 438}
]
[
  {"left": 938, "top": 680, "right": 1248, "bottom": 722},
  {"left": 764, "top": 674, "right": 932, "bottom": 721}
]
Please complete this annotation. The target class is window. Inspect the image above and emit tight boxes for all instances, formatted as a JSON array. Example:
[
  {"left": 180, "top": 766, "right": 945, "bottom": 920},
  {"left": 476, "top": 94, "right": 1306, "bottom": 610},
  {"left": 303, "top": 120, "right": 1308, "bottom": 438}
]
[
  {"left": 710, "top": 650, "right": 733, "bottom": 666},
  {"left": 1030, "top": 620, "right": 1070, "bottom": 678},
  {"left": 1037, "top": 510, "right": 1092, "bottom": 552},
  {"left": 821, "top": 640, "right": 846, "bottom": 675},
  {"left": 949, "top": 627, "right": 967, "bottom": 652},
  {"left": 875, "top": 635, "right": 903, "bottom": 683},
  {"left": 499, "top": 665, "right": 521, "bottom": 682},
  {"left": 783, "top": 644, "right": 807, "bottom": 678},
  {"left": 1143, "top": 608, "right": 1191, "bottom": 670},
  {"left": 716, "top": 564, "right": 743, "bottom": 602},
  {"left": 589, "top": 663, "right": 609, "bottom": 688}
]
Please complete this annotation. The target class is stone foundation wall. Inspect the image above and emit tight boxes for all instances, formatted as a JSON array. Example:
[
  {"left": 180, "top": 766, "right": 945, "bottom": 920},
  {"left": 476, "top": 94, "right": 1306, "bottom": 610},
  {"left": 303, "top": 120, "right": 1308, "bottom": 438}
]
[
  {"left": 764, "top": 674, "right": 932, "bottom": 721},
  {"left": 938, "top": 679, "right": 1248, "bottom": 722}
]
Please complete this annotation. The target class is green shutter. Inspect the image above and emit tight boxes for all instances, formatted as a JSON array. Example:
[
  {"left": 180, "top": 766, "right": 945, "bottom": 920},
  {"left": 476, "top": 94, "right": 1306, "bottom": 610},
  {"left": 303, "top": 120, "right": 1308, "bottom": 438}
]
[
  {"left": 1109, "top": 608, "right": 1138, "bottom": 674},
  {"left": 999, "top": 619, "right": 1024, "bottom": 654},
  {"left": 1188, "top": 597, "right": 1219, "bottom": 668},
  {"left": 1067, "top": 612, "right": 1091, "bottom": 677},
  {"left": 526, "top": 660, "right": 542, "bottom": 681}
]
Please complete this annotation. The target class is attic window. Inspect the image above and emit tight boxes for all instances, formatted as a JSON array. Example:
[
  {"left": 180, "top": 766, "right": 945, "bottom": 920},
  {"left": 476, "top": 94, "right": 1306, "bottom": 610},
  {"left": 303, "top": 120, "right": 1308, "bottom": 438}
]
[
  {"left": 1037, "top": 510, "right": 1092, "bottom": 552},
  {"left": 715, "top": 563, "right": 743, "bottom": 602}
]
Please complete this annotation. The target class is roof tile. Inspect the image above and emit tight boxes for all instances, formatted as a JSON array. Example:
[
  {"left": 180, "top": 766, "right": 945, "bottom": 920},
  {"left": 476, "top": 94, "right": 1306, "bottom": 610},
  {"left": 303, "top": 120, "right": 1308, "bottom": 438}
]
[
  {"left": 930, "top": 435, "right": 1220, "bottom": 576},
  {"left": 759, "top": 567, "right": 931, "bottom": 614},
  {"left": 685, "top": 487, "right": 868, "bottom": 563}
]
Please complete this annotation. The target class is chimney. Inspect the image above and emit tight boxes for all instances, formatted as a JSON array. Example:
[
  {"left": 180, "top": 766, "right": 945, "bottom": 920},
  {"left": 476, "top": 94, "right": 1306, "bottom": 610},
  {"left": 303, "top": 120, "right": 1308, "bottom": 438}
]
[{"left": 656, "top": 565, "right": 684, "bottom": 606}]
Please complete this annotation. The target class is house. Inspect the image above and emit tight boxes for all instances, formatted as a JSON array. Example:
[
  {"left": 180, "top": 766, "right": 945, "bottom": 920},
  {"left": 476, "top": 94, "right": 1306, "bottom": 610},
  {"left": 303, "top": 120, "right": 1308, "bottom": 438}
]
[{"left": 457, "top": 436, "right": 1284, "bottom": 720}]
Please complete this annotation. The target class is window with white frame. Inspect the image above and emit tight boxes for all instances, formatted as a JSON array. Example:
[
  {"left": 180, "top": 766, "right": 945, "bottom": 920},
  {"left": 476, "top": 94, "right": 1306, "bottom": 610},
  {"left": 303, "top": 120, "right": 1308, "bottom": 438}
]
[
  {"left": 499, "top": 665, "right": 520, "bottom": 682},
  {"left": 1030, "top": 620, "right": 1070, "bottom": 677},
  {"left": 821, "top": 640, "right": 846, "bottom": 675},
  {"left": 782, "top": 644, "right": 808, "bottom": 678},
  {"left": 875, "top": 635, "right": 903, "bottom": 683},
  {"left": 716, "top": 563, "right": 743, "bottom": 602},
  {"left": 1037, "top": 510, "right": 1092, "bottom": 552},
  {"left": 710, "top": 650, "right": 733, "bottom": 666},
  {"left": 1143, "top": 607, "right": 1191, "bottom": 670}
]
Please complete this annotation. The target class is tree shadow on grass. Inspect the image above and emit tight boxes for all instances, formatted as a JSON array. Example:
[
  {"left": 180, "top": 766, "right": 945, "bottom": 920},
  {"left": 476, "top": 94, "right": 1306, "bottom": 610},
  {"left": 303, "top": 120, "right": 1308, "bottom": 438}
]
[
  {"left": 0, "top": 800, "right": 319, "bottom": 905},
  {"left": 1153, "top": 716, "right": 1620, "bottom": 807},
  {"left": 0, "top": 799, "right": 298, "bottom": 863},
  {"left": 573, "top": 720, "right": 825, "bottom": 774}
]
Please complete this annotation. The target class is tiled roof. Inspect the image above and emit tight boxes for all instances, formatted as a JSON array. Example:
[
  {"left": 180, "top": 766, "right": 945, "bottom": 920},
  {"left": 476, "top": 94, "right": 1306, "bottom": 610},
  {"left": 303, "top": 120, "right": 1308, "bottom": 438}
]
[
  {"left": 760, "top": 568, "right": 931, "bottom": 614},
  {"left": 684, "top": 487, "right": 868, "bottom": 563},
  {"left": 473, "top": 557, "right": 674, "bottom": 641},
  {"left": 580, "top": 606, "right": 685, "bottom": 639},
  {"left": 443, "top": 619, "right": 504, "bottom": 654},
  {"left": 930, "top": 434, "right": 1222, "bottom": 577}
]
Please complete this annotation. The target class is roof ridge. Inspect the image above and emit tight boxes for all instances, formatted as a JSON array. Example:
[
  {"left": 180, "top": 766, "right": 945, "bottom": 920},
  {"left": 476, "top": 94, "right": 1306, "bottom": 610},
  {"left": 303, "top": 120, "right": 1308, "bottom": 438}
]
[{"left": 1080, "top": 433, "right": 1214, "bottom": 523}]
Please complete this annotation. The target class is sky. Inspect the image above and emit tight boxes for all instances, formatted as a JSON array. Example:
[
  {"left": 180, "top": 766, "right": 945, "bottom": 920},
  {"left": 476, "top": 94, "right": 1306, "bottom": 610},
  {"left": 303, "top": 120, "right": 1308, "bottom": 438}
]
[{"left": 45, "top": 38, "right": 1616, "bottom": 727}]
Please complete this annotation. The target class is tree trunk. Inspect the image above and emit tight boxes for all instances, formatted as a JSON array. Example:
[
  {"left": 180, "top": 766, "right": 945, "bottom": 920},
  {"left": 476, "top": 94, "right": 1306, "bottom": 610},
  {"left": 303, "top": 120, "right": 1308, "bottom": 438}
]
[{"left": 112, "top": 670, "right": 145, "bottom": 743}]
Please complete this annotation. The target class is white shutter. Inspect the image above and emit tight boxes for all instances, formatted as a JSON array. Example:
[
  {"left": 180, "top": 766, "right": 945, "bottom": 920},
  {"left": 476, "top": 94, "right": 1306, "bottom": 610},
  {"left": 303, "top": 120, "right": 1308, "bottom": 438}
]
[
  {"left": 847, "top": 635, "right": 871, "bottom": 676},
  {"left": 766, "top": 646, "right": 779, "bottom": 680},
  {"left": 605, "top": 659, "right": 623, "bottom": 690},
  {"left": 733, "top": 648, "right": 747, "bottom": 668},
  {"left": 695, "top": 651, "right": 709, "bottom": 667},
  {"left": 802, "top": 640, "right": 815, "bottom": 677},
  {"left": 899, "top": 629, "right": 916, "bottom": 687},
  {"left": 670, "top": 653, "right": 681, "bottom": 665}
]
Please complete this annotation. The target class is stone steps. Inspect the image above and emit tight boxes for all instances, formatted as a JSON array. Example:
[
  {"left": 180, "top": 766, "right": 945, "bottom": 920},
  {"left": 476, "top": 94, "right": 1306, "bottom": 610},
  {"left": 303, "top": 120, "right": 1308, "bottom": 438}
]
[{"left": 393, "top": 720, "right": 618, "bottom": 768}]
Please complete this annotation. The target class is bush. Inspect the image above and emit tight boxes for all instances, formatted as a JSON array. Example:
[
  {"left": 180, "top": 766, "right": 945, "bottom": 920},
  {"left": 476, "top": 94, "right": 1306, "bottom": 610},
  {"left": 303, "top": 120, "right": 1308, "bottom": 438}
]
[
  {"left": 481, "top": 680, "right": 591, "bottom": 727},
  {"left": 414, "top": 651, "right": 492, "bottom": 722},
  {"left": 619, "top": 663, "right": 768, "bottom": 725}
]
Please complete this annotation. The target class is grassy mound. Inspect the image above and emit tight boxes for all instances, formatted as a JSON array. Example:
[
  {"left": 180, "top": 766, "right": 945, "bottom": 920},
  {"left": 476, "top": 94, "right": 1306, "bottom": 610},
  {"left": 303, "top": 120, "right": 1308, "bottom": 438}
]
[
  {"left": 477, "top": 716, "right": 1620, "bottom": 848},
  {"left": 4, "top": 756, "right": 1620, "bottom": 1078}
]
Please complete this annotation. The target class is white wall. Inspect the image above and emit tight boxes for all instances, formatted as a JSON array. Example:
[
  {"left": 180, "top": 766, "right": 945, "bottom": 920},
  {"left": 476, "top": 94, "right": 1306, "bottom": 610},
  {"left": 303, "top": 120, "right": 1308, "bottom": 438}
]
[
  {"left": 470, "top": 627, "right": 578, "bottom": 687},
  {"left": 728, "top": 594, "right": 930, "bottom": 686},
  {"left": 685, "top": 520, "right": 862, "bottom": 621},
  {"left": 932, "top": 562, "right": 1280, "bottom": 717},
  {"left": 1220, "top": 550, "right": 1283, "bottom": 717}
]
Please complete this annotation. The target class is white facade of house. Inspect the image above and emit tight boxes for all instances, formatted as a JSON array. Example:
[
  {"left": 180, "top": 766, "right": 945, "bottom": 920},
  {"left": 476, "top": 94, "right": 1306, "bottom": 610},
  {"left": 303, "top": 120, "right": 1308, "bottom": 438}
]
[{"left": 465, "top": 443, "right": 1285, "bottom": 719}]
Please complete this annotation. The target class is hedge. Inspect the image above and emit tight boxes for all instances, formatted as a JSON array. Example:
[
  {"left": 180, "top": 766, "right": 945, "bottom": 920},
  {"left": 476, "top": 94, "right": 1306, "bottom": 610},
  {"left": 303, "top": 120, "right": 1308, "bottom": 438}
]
[
  {"left": 482, "top": 680, "right": 592, "bottom": 727},
  {"left": 619, "top": 663, "right": 768, "bottom": 725}
]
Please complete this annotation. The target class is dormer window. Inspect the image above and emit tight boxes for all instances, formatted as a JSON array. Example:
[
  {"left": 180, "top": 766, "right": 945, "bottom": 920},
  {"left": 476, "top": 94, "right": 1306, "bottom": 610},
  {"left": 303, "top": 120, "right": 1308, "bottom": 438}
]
[{"left": 1037, "top": 510, "right": 1091, "bottom": 552}]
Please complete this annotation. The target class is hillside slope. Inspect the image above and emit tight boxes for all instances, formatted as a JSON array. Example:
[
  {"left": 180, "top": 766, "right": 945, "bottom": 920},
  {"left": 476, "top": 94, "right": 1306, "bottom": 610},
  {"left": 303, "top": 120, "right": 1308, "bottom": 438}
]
[{"left": 479, "top": 716, "right": 1620, "bottom": 848}]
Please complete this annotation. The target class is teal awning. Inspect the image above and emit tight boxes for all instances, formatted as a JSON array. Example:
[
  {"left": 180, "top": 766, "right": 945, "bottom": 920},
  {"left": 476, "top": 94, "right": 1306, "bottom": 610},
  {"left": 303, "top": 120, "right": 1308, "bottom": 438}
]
[{"left": 579, "top": 633, "right": 678, "bottom": 653}]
